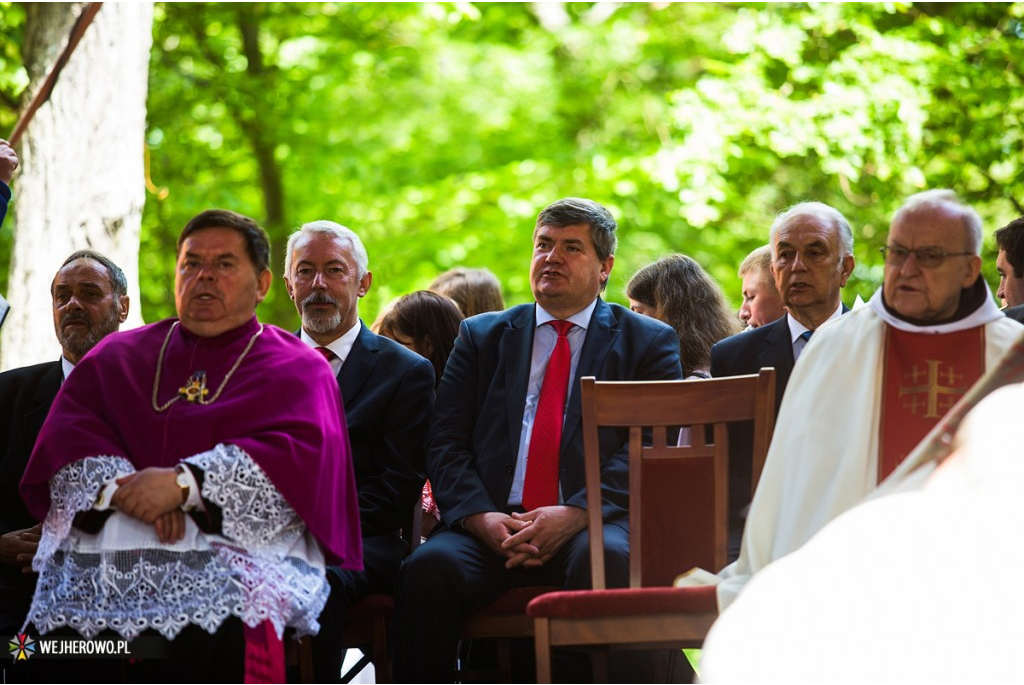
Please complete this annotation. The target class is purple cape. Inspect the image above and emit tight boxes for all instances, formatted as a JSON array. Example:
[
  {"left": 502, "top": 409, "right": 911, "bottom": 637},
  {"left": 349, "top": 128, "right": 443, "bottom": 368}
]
[{"left": 20, "top": 316, "right": 362, "bottom": 568}]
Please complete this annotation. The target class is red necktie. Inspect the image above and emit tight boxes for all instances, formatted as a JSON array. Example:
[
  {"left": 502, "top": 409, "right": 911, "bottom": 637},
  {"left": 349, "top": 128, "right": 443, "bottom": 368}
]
[
  {"left": 522, "top": 320, "right": 574, "bottom": 510},
  {"left": 316, "top": 346, "right": 338, "bottom": 362}
]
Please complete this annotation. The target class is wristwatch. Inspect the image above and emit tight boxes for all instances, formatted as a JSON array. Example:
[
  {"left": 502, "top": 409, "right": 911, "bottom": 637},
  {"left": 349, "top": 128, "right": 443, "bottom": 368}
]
[{"left": 174, "top": 464, "right": 191, "bottom": 506}]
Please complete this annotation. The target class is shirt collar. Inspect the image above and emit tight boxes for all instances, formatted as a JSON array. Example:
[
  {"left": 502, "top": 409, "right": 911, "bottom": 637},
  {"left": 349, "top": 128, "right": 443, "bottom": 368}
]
[
  {"left": 300, "top": 320, "right": 361, "bottom": 363},
  {"left": 534, "top": 298, "right": 598, "bottom": 330},
  {"left": 786, "top": 301, "right": 843, "bottom": 344},
  {"left": 61, "top": 356, "right": 75, "bottom": 381}
]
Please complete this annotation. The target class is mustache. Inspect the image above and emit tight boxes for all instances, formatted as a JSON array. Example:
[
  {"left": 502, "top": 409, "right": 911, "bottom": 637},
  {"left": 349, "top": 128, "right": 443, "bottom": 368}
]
[
  {"left": 302, "top": 292, "right": 339, "bottom": 308},
  {"left": 61, "top": 311, "right": 92, "bottom": 328}
]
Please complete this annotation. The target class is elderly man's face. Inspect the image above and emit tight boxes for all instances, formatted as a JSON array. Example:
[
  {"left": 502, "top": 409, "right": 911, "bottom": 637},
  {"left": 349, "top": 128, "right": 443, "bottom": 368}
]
[
  {"left": 771, "top": 214, "right": 853, "bottom": 322},
  {"left": 51, "top": 258, "right": 128, "bottom": 364},
  {"left": 285, "top": 232, "right": 371, "bottom": 343},
  {"left": 996, "top": 249, "right": 1024, "bottom": 308},
  {"left": 882, "top": 206, "right": 982, "bottom": 322},
  {"left": 175, "top": 226, "right": 271, "bottom": 337}
]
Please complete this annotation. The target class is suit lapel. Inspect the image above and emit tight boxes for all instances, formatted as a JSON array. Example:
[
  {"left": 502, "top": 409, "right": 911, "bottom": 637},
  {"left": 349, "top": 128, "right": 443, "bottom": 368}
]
[
  {"left": 340, "top": 323, "right": 378, "bottom": 405},
  {"left": 759, "top": 318, "right": 792, "bottom": 367},
  {"left": 24, "top": 361, "right": 63, "bottom": 442},
  {"left": 504, "top": 306, "right": 536, "bottom": 459},
  {"left": 560, "top": 299, "right": 618, "bottom": 453}
]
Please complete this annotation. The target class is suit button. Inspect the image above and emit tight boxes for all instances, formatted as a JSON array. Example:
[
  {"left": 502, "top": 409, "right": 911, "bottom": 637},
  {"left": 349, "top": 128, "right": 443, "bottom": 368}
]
[{"left": 504, "top": 464, "right": 514, "bottom": 475}]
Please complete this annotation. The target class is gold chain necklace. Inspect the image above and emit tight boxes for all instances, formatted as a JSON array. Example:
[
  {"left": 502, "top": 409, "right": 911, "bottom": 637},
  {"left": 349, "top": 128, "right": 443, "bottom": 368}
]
[{"left": 151, "top": 321, "right": 264, "bottom": 412}]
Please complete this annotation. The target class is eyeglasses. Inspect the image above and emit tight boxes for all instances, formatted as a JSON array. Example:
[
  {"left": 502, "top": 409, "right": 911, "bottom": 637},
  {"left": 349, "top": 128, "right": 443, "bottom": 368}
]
[{"left": 879, "top": 245, "right": 973, "bottom": 268}]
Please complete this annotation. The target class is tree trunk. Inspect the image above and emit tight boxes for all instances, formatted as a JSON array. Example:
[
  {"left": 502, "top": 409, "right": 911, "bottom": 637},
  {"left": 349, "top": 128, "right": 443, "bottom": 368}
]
[{"left": 1, "top": 2, "right": 153, "bottom": 371}]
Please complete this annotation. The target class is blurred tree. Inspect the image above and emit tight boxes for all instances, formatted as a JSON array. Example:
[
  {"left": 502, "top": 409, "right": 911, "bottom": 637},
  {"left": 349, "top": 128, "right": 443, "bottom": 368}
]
[
  {"left": 0, "top": 3, "right": 152, "bottom": 370},
  {"left": 2, "top": 2, "right": 1022, "bottom": 339}
]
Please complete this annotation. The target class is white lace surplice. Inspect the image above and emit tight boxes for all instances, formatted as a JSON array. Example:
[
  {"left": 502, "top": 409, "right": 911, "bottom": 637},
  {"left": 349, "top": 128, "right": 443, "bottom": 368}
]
[{"left": 25, "top": 444, "right": 328, "bottom": 640}]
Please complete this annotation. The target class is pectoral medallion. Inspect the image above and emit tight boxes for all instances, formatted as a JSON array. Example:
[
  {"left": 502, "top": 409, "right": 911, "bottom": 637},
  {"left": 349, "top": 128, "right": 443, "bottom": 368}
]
[{"left": 179, "top": 370, "right": 209, "bottom": 403}]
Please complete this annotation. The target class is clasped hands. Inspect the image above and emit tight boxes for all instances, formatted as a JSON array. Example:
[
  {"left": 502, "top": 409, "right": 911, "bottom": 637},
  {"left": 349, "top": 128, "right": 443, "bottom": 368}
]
[
  {"left": 464, "top": 505, "right": 587, "bottom": 570},
  {"left": 0, "top": 523, "right": 42, "bottom": 574},
  {"left": 112, "top": 467, "right": 187, "bottom": 544}
]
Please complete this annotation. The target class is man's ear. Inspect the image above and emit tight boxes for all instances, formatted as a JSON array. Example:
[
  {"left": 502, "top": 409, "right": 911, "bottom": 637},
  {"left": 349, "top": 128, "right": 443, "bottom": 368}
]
[
  {"left": 358, "top": 271, "right": 373, "bottom": 298},
  {"left": 839, "top": 254, "right": 855, "bottom": 287},
  {"left": 118, "top": 296, "right": 130, "bottom": 323},
  {"left": 256, "top": 269, "right": 272, "bottom": 304},
  {"left": 962, "top": 255, "right": 982, "bottom": 288}
]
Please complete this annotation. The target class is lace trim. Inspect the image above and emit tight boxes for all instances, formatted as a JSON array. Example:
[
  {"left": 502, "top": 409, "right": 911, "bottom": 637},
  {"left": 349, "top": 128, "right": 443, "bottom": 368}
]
[
  {"left": 27, "top": 547, "right": 327, "bottom": 640},
  {"left": 35, "top": 456, "right": 134, "bottom": 567},
  {"left": 26, "top": 450, "right": 327, "bottom": 640},
  {"left": 187, "top": 444, "right": 305, "bottom": 556}
]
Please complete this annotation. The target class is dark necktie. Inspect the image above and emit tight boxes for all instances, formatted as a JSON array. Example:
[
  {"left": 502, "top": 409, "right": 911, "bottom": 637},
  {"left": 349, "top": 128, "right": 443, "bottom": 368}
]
[
  {"left": 523, "top": 320, "right": 574, "bottom": 510},
  {"left": 316, "top": 346, "right": 338, "bottom": 362},
  {"left": 800, "top": 330, "right": 813, "bottom": 343}
]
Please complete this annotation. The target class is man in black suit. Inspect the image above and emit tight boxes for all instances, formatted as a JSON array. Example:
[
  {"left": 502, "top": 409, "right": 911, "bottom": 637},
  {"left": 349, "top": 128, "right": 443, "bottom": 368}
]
[
  {"left": 284, "top": 220, "right": 434, "bottom": 681},
  {"left": 392, "top": 198, "right": 683, "bottom": 682},
  {"left": 710, "top": 202, "right": 855, "bottom": 559},
  {"left": 0, "top": 249, "right": 128, "bottom": 635}
]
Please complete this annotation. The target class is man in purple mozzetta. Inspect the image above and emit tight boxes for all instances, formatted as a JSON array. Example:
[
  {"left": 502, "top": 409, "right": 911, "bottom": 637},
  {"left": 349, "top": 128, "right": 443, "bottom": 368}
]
[{"left": 19, "top": 209, "right": 362, "bottom": 682}]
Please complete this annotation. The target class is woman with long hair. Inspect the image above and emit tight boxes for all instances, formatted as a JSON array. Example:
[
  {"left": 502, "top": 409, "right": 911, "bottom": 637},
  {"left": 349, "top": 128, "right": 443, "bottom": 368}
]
[{"left": 626, "top": 254, "right": 739, "bottom": 378}]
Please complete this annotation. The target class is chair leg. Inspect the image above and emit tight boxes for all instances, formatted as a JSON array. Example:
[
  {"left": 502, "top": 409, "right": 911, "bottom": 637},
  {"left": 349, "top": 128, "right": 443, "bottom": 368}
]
[
  {"left": 372, "top": 616, "right": 391, "bottom": 684},
  {"left": 590, "top": 647, "right": 609, "bottom": 683},
  {"left": 297, "top": 635, "right": 315, "bottom": 683},
  {"left": 534, "top": 618, "right": 552, "bottom": 684}
]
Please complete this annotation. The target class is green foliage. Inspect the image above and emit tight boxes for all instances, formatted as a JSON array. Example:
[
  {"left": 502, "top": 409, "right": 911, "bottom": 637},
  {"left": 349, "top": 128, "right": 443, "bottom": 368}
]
[{"left": 4, "top": 2, "right": 1024, "bottom": 325}]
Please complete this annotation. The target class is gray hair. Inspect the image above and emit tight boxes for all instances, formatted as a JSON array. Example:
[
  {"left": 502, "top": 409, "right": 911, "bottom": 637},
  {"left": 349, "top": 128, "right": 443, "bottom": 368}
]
[
  {"left": 893, "top": 189, "right": 983, "bottom": 254},
  {"left": 284, "top": 220, "right": 369, "bottom": 278},
  {"left": 769, "top": 202, "right": 854, "bottom": 259},
  {"left": 56, "top": 249, "right": 128, "bottom": 298}
]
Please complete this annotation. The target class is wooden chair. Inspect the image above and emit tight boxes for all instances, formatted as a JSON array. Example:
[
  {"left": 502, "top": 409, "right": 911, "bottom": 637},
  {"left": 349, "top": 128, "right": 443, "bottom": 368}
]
[
  {"left": 527, "top": 369, "right": 777, "bottom": 683},
  {"left": 289, "top": 498, "right": 423, "bottom": 683},
  {"left": 456, "top": 585, "right": 561, "bottom": 682}
]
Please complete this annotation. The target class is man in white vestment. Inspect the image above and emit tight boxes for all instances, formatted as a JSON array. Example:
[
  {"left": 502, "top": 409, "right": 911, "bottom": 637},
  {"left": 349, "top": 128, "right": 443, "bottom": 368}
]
[
  {"left": 702, "top": 383, "right": 1024, "bottom": 683},
  {"left": 717, "top": 189, "right": 1023, "bottom": 609}
]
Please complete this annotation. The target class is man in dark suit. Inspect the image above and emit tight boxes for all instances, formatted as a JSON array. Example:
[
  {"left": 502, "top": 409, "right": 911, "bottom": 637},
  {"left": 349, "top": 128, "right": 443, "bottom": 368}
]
[
  {"left": 0, "top": 249, "right": 128, "bottom": 635},
  {"left": 710, "top": 202, "right": 855, "bottom": 559},
  {"left": 284, "top": 220, "right": 435, "bottom": 681},
  {"left": 392, "top": 198, "right": 683, "bottom": 682}
]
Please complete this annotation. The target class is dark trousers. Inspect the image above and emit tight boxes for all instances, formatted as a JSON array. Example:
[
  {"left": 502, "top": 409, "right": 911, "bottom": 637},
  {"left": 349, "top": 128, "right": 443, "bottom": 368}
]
[
  {"left": 309, "top": 532, "right": 409, "bottom": 682},
  {"left": 392, "top": 522, "right": 630, "bottom": 683}
]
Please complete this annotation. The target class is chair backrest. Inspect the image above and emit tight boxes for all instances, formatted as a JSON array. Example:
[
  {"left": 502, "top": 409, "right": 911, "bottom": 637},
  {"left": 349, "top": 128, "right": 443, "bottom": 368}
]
[{"left": 580, "top": 369, "right": 776, "bottom": 590}]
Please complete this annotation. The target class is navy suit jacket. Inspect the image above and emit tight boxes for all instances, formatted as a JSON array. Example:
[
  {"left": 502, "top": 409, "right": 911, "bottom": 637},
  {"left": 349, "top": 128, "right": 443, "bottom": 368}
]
[
  {"left": 710, "top": 315, "right": 794, "bottom": 419},
  {"left": 710, "top": 307, "right": 849, "bottom": 511},
  {"left": 427, "top": 299, "right": 683, "bottom": 527},
  {"left": 319, "top": 323, "right": 435, "bottom": 538},
  {"left": 0, "top": 359, "right": 61, "bottom": 632}
]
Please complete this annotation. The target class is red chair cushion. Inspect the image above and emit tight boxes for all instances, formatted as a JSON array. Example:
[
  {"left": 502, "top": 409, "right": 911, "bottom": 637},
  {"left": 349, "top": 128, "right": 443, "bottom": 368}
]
[{"left": 525, "top": 585, "right": 718, "bottom": 619}]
